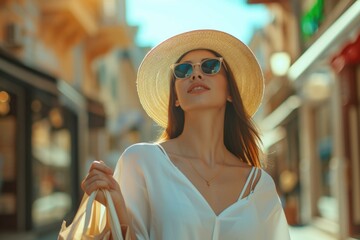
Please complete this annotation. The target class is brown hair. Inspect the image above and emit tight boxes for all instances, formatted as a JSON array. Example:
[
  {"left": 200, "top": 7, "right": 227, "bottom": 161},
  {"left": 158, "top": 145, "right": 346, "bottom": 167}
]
[{"left": 158, "top": 50, "right": 263, "bottom": 167}]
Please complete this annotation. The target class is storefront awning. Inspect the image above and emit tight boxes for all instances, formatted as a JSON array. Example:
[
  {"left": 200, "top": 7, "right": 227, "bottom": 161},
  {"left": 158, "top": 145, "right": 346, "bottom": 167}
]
[{"left": 0, "top": 49, "right": 58, "bottom": 95}]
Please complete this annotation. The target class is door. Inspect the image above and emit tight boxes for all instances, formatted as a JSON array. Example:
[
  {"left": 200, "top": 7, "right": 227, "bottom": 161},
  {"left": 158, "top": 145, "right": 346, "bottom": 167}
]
[{"left": 0, "top": 78, "right": 25, "bottom": 230}]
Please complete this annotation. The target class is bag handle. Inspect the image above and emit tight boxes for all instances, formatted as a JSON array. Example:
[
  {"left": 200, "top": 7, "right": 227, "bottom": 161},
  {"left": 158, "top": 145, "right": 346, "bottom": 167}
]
[
  {"left": 104, "top": 190, "right": 123, "bottom": 239},
  {"left": 83, "top": 189, "right": 123, "bottom": 240}
]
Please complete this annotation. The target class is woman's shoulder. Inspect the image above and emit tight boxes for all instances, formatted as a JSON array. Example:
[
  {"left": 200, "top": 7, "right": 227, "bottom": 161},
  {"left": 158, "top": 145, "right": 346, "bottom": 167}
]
[
  {"left": 120, "top": 142, "right": 161, "bottom": 160},
  {"left": 123, "top": 142, "right": 159, "bottom": 153},
  {"left": 115, "top": 142, "right": 161, "bottom": 173},
  {"left": 255, "top": 169, "right": 278, "bottom": 193},
  {"left": 259, "top": 169, "right": 275, "bottom": 184},
  {"left": 254, "top": 169, "right": 284, "bottom": 217},
  {"left": 253, "top": 169, "right": 282, "bottom": 204}
]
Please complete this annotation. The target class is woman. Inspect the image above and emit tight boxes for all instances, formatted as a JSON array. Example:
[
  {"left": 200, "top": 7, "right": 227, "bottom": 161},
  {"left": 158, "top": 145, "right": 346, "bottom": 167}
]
[{"left": 82, "top": 30, "right": 290, "bottom": 240}]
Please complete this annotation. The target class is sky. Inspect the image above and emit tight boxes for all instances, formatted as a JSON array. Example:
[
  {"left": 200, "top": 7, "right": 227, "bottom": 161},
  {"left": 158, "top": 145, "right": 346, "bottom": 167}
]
[{"left": 125, "top": 0, "right": 271, "bottom": 47}]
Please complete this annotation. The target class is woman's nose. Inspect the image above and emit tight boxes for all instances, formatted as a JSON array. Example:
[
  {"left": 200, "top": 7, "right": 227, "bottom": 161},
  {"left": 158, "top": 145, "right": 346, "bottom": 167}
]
[
  {"left": 191, "top": 74, "right": 203, "bottom": 80},
  {"left": 191, "top": 64, "right": 203, "bottom": 80}
]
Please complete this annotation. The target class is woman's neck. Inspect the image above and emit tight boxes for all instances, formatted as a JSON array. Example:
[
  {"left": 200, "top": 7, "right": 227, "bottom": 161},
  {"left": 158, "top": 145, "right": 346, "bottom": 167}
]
[{"left": 175, "top": 109, "right": 227, "bottom": 167}]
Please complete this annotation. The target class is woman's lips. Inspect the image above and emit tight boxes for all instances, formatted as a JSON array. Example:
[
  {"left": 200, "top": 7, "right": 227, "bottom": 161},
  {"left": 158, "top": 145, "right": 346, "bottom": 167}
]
[{"left": 187, "top": 83, "right": 210, "bottom": 93}]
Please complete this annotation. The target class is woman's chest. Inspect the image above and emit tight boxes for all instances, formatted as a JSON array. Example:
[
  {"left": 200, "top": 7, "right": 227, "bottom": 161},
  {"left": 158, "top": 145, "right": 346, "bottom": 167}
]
[
  {"left": 147, "top": 179, "right": 262, "bottom": 239},
  {"left": 145, "top": 164, "right": 258, "bottom": 222},
  {"left": 165, "top": 159, "right": 253, "bottom": 215}
]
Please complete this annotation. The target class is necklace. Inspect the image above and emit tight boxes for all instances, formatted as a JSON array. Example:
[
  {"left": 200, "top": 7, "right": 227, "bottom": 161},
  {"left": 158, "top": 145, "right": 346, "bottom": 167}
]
[{"left": 186, "top": 158, "right": 225, "bottom": 187}]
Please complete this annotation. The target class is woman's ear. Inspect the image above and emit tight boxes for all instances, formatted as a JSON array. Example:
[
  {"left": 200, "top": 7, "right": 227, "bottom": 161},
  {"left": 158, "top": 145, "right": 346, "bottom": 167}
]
[{"left": 175, "top": 99, "right": 180, "bottom": 107}]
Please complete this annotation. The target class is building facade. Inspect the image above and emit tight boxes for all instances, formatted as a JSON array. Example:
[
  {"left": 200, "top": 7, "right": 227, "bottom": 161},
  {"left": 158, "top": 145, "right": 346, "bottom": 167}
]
[
  {"left": 248, "top": 0, "right": 360, "bottom": 239},
  {"left": 0, "top": 0, "right": 149, "bottom": 238}
]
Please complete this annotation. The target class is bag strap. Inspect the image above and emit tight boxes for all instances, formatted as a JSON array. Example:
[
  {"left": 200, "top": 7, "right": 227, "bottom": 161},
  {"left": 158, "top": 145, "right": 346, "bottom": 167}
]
[
  {"left": 104, "top": 190, "right": 123, "bottom": 239},
  {"left": 82, "top": 189, "right": 124, "bottom": 240},
  {"left": 83, "top": 189, "right": 99, "bottom": 235}
]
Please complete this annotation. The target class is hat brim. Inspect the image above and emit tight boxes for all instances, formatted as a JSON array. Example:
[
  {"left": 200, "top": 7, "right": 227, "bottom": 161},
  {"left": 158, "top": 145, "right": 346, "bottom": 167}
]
[{"left": 137, "top": 29, "right": 264, "bottom": 128}]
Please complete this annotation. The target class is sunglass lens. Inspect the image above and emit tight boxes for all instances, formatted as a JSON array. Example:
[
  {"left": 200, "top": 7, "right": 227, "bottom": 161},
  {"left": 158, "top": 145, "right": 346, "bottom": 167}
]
[
  {"left": 174, "top": 63, "right": 193, "bottom": 79},
  {"left": 201, "top": 59, "right": 221, "bottom": 75}
]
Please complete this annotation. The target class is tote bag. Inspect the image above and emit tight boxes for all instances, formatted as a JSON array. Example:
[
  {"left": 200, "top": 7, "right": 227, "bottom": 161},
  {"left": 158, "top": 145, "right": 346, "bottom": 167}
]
[{"left": 58, "top": 189, "right": 129, "bottom": 240}]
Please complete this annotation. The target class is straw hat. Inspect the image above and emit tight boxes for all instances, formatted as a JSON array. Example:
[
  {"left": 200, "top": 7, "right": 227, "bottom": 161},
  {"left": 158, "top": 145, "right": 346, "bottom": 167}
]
[{"left": 137, "top": 29, "right": 264, "bottom": 128}]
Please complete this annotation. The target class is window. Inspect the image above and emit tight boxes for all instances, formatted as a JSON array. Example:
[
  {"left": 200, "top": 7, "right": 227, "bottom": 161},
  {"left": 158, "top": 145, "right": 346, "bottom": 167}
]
[{"left": 31, "top": 95, "right": 73, "bottom": 227}]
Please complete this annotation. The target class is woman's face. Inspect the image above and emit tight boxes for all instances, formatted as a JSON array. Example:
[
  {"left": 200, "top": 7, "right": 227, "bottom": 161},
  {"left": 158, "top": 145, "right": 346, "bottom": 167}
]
[{"left": 174, "top": 49, "right": 229, "bottom": 112}]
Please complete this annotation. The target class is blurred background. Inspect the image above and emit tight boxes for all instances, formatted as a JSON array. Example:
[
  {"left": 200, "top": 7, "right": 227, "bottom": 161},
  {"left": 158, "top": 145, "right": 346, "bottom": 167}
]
[{"left": 0, "top": 0, "right": 359, "bottom": 239}]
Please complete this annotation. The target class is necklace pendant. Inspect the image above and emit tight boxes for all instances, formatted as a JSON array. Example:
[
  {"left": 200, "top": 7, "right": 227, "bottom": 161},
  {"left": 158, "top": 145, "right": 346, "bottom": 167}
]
[{"left": 206, "top": 181, "right": 210, "bottom": 186}]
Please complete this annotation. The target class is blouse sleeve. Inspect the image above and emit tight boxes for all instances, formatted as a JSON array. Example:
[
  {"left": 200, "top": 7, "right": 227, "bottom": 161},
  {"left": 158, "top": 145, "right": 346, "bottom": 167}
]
[
  {"left": 113, "top": 145, "right": 151, "bottom": 240},
  {"left": 264, "top": 201, "right": 291, "bottom": 240},
  {"left": 258, "top": 171, "right": 291, "bottom": 240}
]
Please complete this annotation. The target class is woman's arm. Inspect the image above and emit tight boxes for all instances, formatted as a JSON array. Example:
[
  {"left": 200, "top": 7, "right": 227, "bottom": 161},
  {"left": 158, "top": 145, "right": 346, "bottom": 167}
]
[
  {"left": 113, "top": 146, "right": 151, "bottom": 240},
  {"left": 257, "top": 171, "right": 291, "bottom": 240}
]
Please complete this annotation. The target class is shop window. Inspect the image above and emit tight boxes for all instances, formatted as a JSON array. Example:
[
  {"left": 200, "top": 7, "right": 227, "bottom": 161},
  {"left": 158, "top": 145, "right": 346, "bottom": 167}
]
[{"left": 31, "top": 96, "right": 73, "bottom": 228}]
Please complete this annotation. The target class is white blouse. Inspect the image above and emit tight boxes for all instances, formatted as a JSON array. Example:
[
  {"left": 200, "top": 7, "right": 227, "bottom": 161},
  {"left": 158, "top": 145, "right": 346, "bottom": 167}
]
[{"left": 113, "top": 143, "right": 290, "bottom": 240}]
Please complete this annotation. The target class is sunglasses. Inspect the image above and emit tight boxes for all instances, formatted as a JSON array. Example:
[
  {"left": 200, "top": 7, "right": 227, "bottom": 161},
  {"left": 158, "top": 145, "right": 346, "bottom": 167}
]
[{"left": 170, "top": 57, "right": 224, "bottom": 79}]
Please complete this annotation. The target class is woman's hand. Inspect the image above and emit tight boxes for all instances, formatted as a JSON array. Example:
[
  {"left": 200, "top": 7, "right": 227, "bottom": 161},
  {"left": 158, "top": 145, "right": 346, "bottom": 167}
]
[
  {"left": 81, "top": 161, "right": 134, "bottom": 239},
  {"left": 81, "top": 160, "right": 121, "bottom": 206}
]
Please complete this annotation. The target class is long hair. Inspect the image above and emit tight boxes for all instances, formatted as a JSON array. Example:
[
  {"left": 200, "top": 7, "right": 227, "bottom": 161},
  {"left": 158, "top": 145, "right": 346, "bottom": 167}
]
[{"left": 158, "top": 50, "right": 263, "bottom": 167}]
